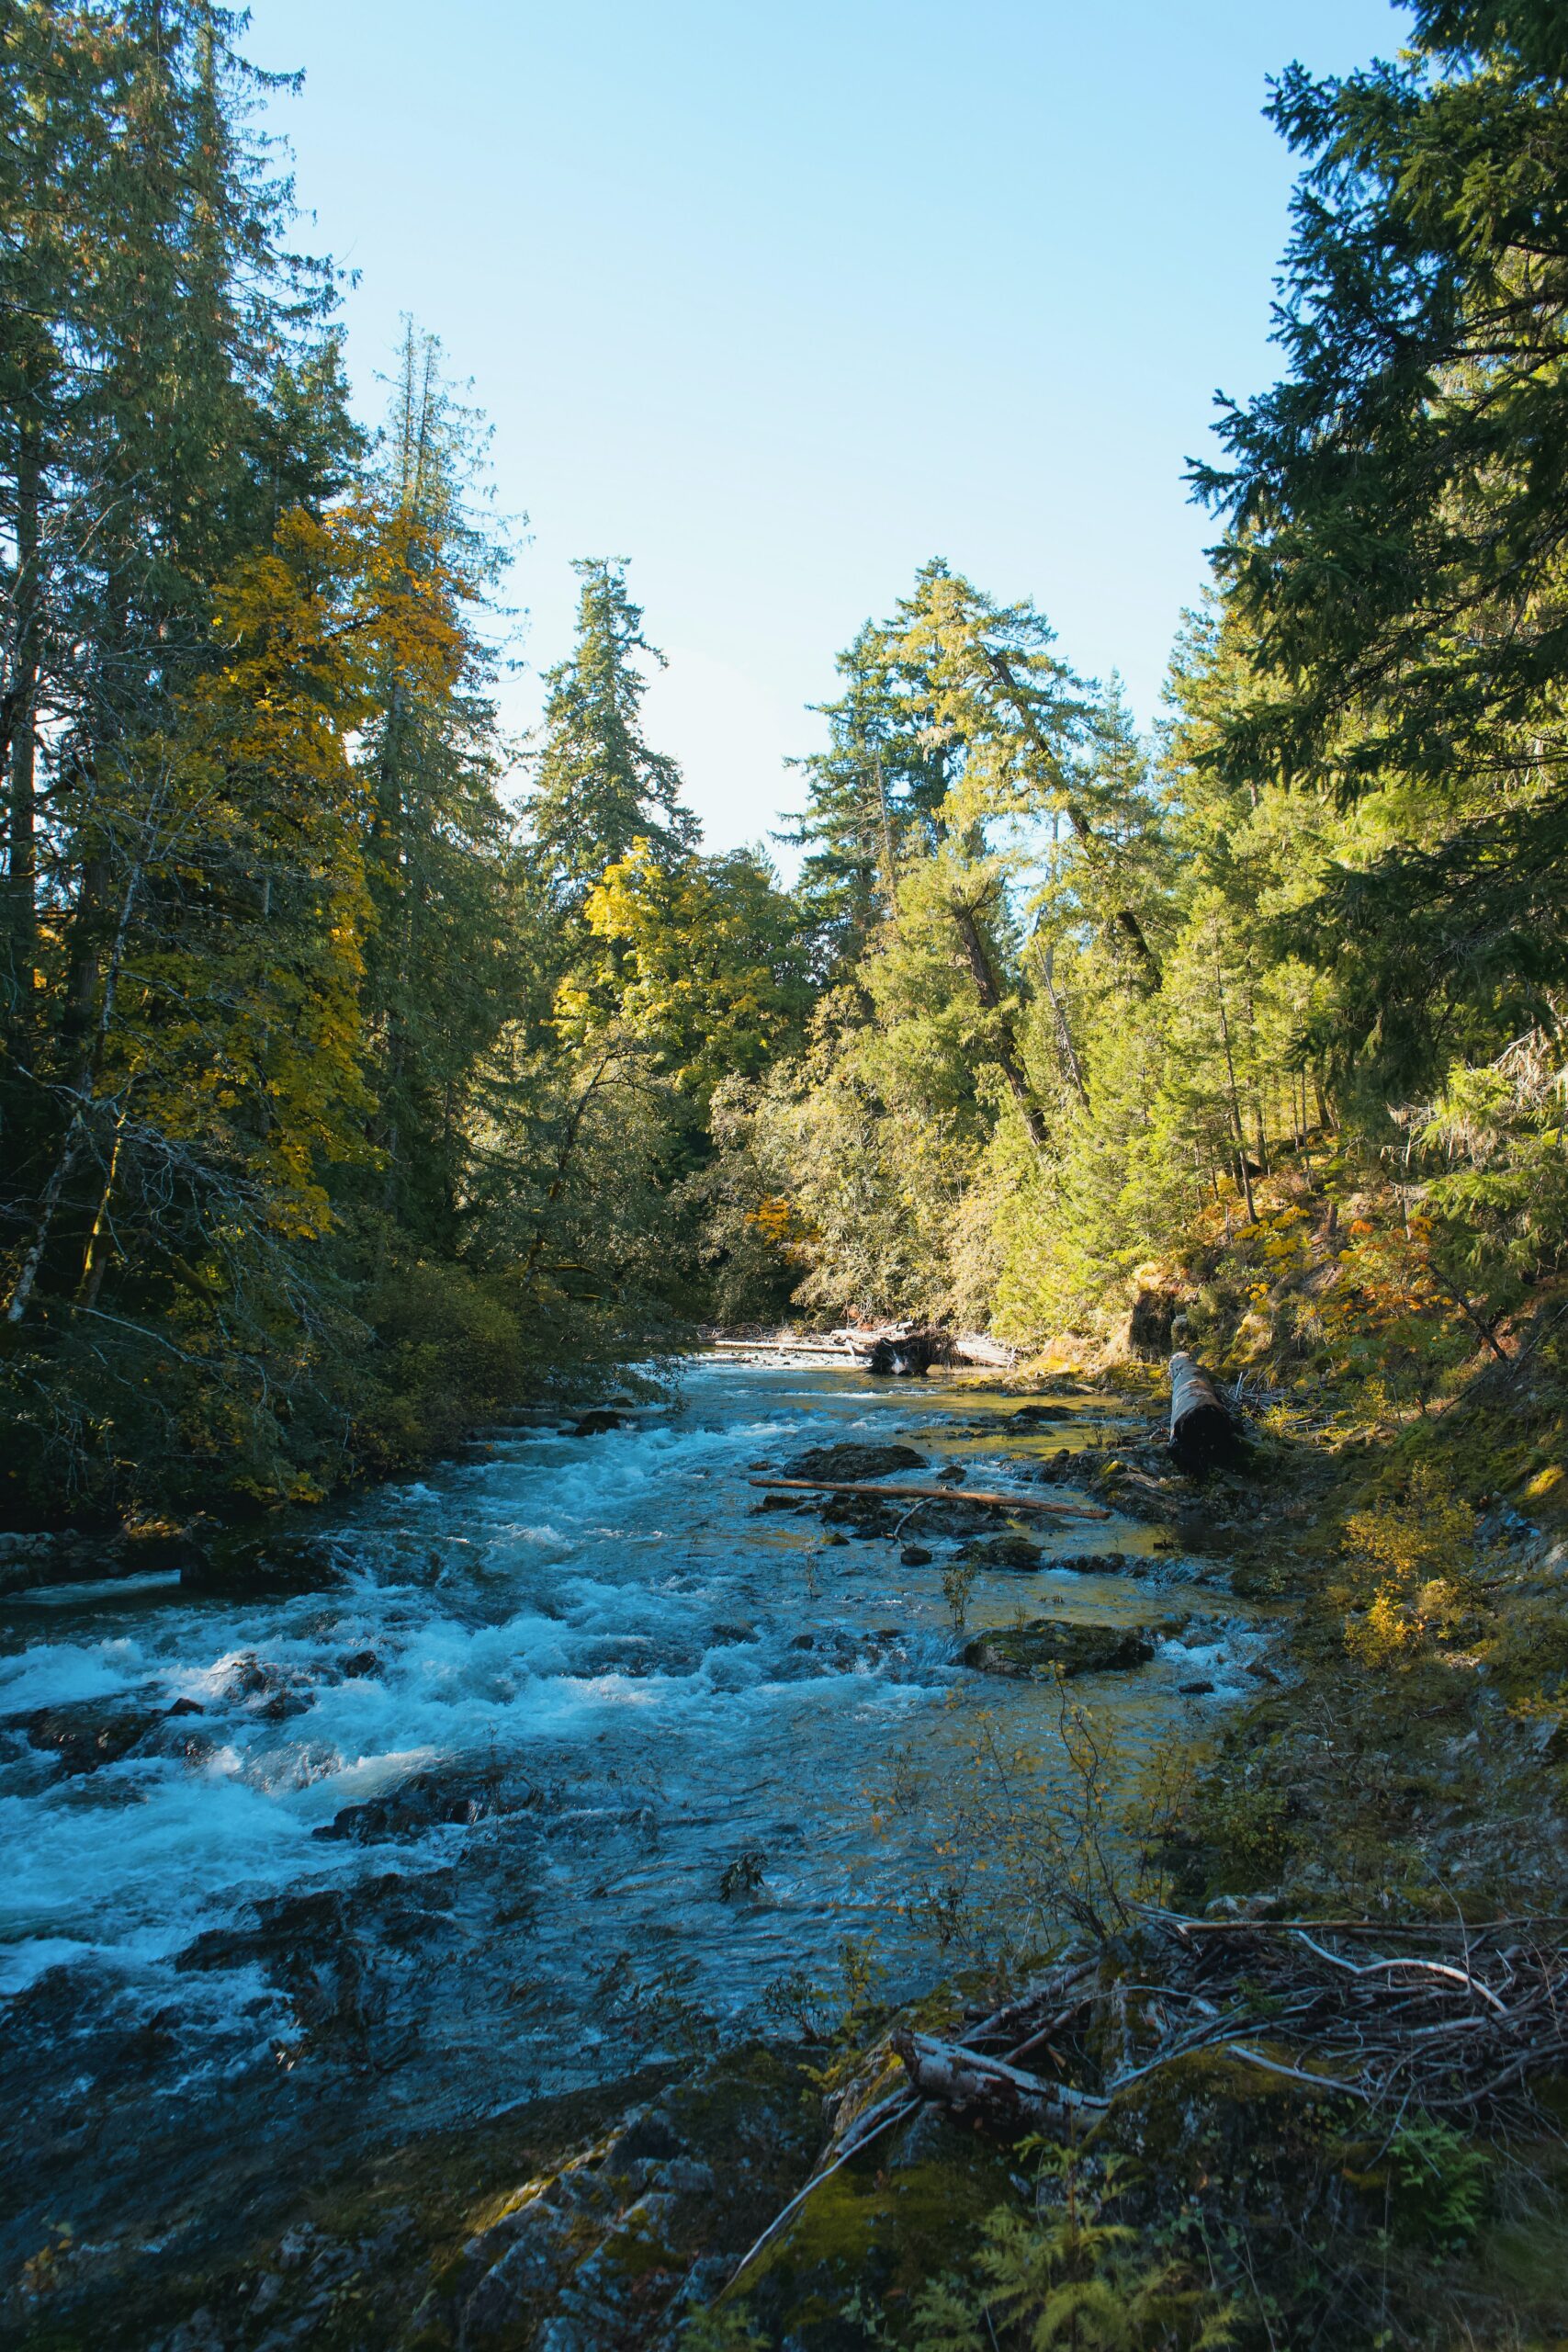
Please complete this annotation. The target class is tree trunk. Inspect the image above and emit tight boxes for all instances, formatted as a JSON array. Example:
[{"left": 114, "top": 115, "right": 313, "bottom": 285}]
[
  {"left": 1214, "top": 971, "right": 1258, "bottom": 1224},
  {"left": 1168, "top": 1351, "right": 1240, "bottom": 1472},
  {"left": 5, "top": 421, "right": 42, "bottom": 1030},
  {"left": 1039, "top": 939, "right": 1090, "bottom": 1108},
  {"left": 7, "top": 863, "right": 142, "bottom": 1324},
  {"left": 947, "top": 897, "right": 1048, "bottom": 1151}
]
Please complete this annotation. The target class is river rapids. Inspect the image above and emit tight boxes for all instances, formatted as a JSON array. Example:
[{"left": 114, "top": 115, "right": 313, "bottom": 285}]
[{"left": 0, "top": 1360, "right": 1267, "bottom": 2270}]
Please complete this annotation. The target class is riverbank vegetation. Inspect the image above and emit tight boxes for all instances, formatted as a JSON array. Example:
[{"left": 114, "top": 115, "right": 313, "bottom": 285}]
[{"left": 6, "top": 2, "right": 1568, "bottom": 2346}]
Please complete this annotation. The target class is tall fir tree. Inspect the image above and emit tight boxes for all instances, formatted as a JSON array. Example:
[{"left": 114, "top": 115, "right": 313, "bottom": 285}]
[{"left": 525, "top": 559, "right": 696, "bottom": 910}]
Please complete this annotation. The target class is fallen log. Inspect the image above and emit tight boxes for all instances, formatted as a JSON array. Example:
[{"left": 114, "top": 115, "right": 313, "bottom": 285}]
[
  {"left": 706, "top": 1339, "right": 859, "bottom": 1356},
  {"left": 750, "top": 1478, "right": 1111, "bottom": 1520},
  {"left": 1168, "top": 1350, "right": 1240, "bottom": 1473},
  {"left": 865, "top": 1326, "right": 950, "bottom": 1374},
  {"left": 890, "top": 2029, "right": 1107, "bottom": 2127}
]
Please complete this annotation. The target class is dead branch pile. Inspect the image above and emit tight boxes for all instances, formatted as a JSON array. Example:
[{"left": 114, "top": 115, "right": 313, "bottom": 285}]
[
  {"left": 918, "top": 1912, "right": 1568, "bottom": 2131},
  {"left": 732, "top": 1913, "right": 1568, "bottom": 2285}
]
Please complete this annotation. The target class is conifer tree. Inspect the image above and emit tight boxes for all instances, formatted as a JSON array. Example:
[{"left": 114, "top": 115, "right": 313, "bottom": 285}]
[
  {"left": 783, "top": 619, "right": 949, "bottom": 973},
  {"left": 355, "top": 324, "right": 529, "bottom": 1244},
  {"left": 525, "top": 560, "right": 697, "bottom": 909},
  {"left": 1194, "top": 0, "right": 1568, "bottom": 1091}
]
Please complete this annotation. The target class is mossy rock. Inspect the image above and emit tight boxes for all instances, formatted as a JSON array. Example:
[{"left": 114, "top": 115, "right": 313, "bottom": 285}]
[
  {"left": 784, "top": 1442, "right": 927, "bottom": 1481},
  {"left": 737, "top": 2105, "right": 1017, "bottom": 2347},
  {"left": 962, "top": 1619, "right": 1156, "bottom": 1679},
  {"left": 180, "top": 1525, "right": 346, "bottom": 1599},
  {"left": 963, "top": 1532, "right": 1045, "bottom": 1571}
]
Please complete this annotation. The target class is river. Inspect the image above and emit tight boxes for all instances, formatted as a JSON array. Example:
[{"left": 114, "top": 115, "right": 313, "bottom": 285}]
[{"left": 0, "top": 1358, "right": 1266, "bottom": 2273}]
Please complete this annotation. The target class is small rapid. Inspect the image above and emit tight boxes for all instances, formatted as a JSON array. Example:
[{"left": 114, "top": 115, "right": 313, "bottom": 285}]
[{"left": 0, "top": 1361, "right": 1266, "bottom": 2262}]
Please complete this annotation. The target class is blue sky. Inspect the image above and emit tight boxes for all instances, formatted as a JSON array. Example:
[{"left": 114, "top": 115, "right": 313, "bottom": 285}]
[{"left": 248, "top": 0, "right": 1405, "bottom": 857}]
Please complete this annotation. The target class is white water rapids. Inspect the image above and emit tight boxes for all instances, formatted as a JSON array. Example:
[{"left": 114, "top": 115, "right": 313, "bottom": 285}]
[{"left": 0, "top": 1361, "right": 1266, "bottom": 2256}]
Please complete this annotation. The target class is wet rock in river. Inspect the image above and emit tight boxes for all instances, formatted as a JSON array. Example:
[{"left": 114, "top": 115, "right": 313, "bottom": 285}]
[
  {"left": 821, "top": 1487, "right": 1017, "bottom": 1542},
  {"left": 12, "top": 1695, "right": 164, "bottom": 1775},
  {"left": 1009, "top": 1402, "right": 1072, "bottom": 1426},
  {"left": 783, "top": 1441, "right": 926, "bottom": 1481},
  {"left": 962, "top": 1619, "right": 1156, "bottom": 1679},
  {"left": 176, "top": 1873, "right": 455, "bottom": 1986},
  {"left": 963, "top": 1533, "right": 1044, "bottom": 1572},
  {"left": 901, "top": 1544, "right": 933, "bottom": 1566},
  {"left": 181, "top": 1525, "right": 347, "bottom": 1600},
  {"left": 0, "top": 1530, "right": 62, "bottom": 1595},
  {"left": 220, "top": 1650, "right": 316, "bottom": 1712},
  {"left": 821, "top": 1491, "right": 901, "bottom": 1535},
  {"left": 0, "top": 1522, "right": 196, "bottom": 1594},
  {"left": 572, "top": 1408, "right": 627, "bottom": 1436},
  {"left": 313, "top": 1765, "right": 498, "bottom": 1841},
  {"left": 1055, "top": 1549, "right": 1132, "bottom": 1574}
]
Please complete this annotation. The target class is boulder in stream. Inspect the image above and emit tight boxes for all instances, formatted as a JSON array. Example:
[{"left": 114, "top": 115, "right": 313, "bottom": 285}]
[
  {"left": 181, "top": 1526, "right": 347, "bottom": 1600},
  {"left": 313, "top": 1765, "right": 499, "bottom": 1842},
  {"left": 12, "top": 1696, "right": 165, "bottom": 1775},
  {"left": 962, "top": 1619, "right": 1156, "bottom": 1679},
  {"left": 963, "top": 1533, "right": 1044, "bottom": 1572},
  {"left": 782, "top": 1442, "right": 926, "bottom": 1481}
]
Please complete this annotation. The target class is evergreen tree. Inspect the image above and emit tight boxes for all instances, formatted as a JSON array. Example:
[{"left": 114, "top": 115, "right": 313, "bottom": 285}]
[
  {"left": 782, "top": 619, "right": 950, "bottom": 974},
  {"left": 525, "top": 559, "right": 696, "bottom": 909},
  {"left": 355, "top": 324, "right": 531, "bottom": 1246},
  {"left": 1193, "top": 0, "right": 1568, "bottom": 1091}
]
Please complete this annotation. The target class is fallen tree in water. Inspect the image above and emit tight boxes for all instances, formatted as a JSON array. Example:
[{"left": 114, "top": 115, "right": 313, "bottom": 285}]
[
  {"left": 1168, "top": 1349, "right": 1240, "bottom": 1472},
  {"left": 749, "top": 1477, "right": 1111, "bottom": 1519},
  {"left": 706, "top": 1324, "right": 1017, "bottom": 1372}
]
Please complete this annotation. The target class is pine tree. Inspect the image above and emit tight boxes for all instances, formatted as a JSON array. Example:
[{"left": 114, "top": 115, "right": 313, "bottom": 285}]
[
  {"left": 1192, "top": 0, "right": 1568, "bottom": 1091},
  {"left": 782, "top": 619, "right": 949, "bottom": 973},
  {"left": 355, "top": 324, "right": 530, "bottom": 1244},
  {"left": 525, "top": 559, "right": 697, "bottom": 910}
]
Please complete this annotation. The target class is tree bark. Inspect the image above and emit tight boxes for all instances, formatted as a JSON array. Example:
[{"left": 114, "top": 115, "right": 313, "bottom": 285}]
[
  {"left": 5, "top": 420, "right": 42, "bottom": 1030},
  {"left": 1039, "top": 938, "right": 1089, "bottom": 1107},
  {"left": 947, "top": 896, "right": 1049, "bottom": 1151},
  {"left": 1168, "top": 1351, "right": 1239, "bottom": 1472},
  {"left": 1214, "top": 969, "right": 1258, "bottom": 1224}
]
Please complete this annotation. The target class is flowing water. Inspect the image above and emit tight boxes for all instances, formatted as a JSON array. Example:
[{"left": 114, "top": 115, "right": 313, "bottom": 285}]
[{"left": 0, "top": 1360, "right": 1267, "bottom": 2267}]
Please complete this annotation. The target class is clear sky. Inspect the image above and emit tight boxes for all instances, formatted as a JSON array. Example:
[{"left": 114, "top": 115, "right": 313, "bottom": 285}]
[{"left": 247, "top": 0, "right": 1405, "bottom": 858}]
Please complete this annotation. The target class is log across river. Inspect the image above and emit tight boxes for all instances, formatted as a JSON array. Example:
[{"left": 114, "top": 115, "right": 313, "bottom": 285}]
[{"left": 0, "top": 1359, "right": 1270, "bottom": 2267}]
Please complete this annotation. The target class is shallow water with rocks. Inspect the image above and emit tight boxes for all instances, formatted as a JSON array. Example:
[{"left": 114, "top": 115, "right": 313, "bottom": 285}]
[{"left": 0, "top": 1359, "right": 1269, "bottom": 2278}]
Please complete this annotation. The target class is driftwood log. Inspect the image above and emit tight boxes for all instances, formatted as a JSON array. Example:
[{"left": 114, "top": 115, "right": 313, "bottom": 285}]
[
  {"left": 706, "top": 1329, "right": 1016, "bottom": 1370},
  {"left": 865, "top": 1326, "right": 952, "bottom": 1375},
  {"left": 889, "top": 2029, "right": 1106, "bottom": 2129},
  {"left": 750, "top": 1478, "right": 1111, "bottom": 1520},
  {"left": 1168, "top": 1350, "right": 1239, "bottom": 1473}
]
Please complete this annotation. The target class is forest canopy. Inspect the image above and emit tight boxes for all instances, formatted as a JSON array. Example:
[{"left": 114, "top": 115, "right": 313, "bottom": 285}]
[{"left": 3, "top": 0, "right": 1566, "bottom": 1521}]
